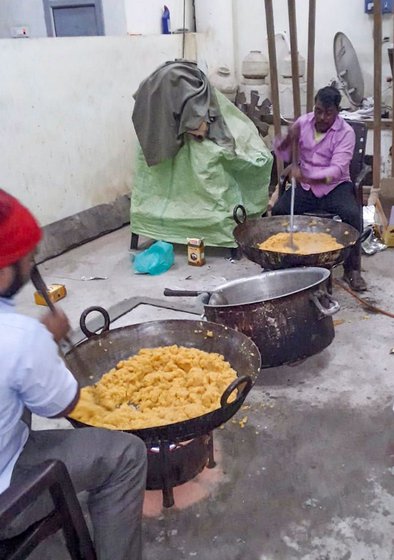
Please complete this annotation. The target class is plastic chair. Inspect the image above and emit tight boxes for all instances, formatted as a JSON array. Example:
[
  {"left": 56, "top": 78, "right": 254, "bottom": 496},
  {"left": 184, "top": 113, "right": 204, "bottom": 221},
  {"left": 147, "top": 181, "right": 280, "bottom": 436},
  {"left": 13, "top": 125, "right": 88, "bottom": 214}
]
[{"left": 0, "top": 460, "right": 96, "bottom": 560}]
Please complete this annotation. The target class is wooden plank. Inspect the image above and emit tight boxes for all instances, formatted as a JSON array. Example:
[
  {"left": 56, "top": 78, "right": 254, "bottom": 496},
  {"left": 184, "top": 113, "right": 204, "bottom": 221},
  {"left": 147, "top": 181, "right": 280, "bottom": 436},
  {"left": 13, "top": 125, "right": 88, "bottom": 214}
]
[
  {"left": 264, "top": 0, "right": 283, "bottom": 177},
  {"left": 306, "top": 0, "right": 316, "bottom": 112},
  {"left": 287, "top": 0, "right": 301, "bottom": 118},
  {"left": 376, "top": 197, "right": 389, "bottom": 229},
  {"left": 373, "top": 0, "right": 382, "bottom": 190},
  {"left": 365, "top": 118, "right": 392, "bottom": 130},
  {"left": 391, "top": 47, "right": 394, "bottom": 176}
]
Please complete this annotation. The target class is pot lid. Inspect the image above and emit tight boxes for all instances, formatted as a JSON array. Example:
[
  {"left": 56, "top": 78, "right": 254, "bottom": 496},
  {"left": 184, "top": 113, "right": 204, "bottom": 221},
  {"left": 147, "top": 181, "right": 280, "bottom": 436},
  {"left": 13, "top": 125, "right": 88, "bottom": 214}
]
[{"left": 333, "top": 32, "right": 364, "bottom": 107}]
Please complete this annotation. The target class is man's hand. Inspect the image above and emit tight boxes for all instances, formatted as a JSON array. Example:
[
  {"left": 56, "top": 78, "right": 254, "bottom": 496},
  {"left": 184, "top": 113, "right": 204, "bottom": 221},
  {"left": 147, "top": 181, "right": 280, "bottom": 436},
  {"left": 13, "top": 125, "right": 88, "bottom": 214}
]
[
  {"left": 288, "top": 122, "right": 300, "bottom": 144},
  {"left": 40, "top": 309, "right": 70, "bottom": 343},
  {"left": 290, "top": 165, "right": 303, "bottom": 182},
  {"left": 291, "top": 166, "right": 327, "bottom": 186},
  {"left": 276, "top": 122, "right": 300, "bottom": 152},
  {"left": 291, "top": 165, "right": 328, "bottom": 186}
]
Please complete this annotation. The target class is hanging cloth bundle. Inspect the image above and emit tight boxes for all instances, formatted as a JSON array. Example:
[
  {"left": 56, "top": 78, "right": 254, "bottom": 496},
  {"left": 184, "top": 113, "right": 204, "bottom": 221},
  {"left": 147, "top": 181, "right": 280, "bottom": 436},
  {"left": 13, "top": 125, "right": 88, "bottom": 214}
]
[{"left": 132, "top": 60, "right": 235, "bottom": 167}]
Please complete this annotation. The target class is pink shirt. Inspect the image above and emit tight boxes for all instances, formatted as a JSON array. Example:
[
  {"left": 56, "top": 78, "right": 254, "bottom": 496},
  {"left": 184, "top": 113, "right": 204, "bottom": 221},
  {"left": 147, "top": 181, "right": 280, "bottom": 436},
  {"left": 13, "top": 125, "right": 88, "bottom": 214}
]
[{"left": 274, "top": 113, "right": 356, "bottom": 198}]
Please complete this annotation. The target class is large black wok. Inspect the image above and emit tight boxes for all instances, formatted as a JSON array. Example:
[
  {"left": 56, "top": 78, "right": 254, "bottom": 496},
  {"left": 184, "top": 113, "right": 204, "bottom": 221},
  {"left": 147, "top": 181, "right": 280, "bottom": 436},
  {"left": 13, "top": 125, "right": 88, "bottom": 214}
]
[
  {"left": 65, "top": 308, "right": 261, "bottom": 446},
  {"left": 233, "top": 204, "right": 364, "bottom": 269}
]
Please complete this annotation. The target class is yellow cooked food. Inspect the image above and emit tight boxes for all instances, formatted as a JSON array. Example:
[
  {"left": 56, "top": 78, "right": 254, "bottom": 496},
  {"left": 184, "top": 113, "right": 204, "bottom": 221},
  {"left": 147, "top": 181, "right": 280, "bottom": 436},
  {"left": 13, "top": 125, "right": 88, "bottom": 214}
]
[
  {"left": 69, "top": 345, "right": 237, "bottom": 430},
  {"left": 258, "top": 231, "right": 344, "bottom": 255}
]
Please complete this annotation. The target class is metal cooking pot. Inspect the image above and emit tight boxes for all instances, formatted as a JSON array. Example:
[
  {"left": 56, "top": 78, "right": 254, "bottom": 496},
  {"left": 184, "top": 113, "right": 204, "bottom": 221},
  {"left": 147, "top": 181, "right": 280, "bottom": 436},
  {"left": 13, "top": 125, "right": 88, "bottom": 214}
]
[
  {"left": 65, "top": 311, "right": 261, "bottom": 445},
  {"left": 233, "top": 205, "right": 367, "bottom": 270},
  {"left": 165, "top": 267, "right": 339, "bottom": 368}
]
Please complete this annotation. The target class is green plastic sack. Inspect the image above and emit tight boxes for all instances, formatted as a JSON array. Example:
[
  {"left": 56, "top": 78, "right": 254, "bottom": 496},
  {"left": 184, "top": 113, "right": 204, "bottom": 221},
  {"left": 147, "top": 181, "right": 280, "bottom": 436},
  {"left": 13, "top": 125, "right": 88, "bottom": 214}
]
[
  {"left": 133, "top": 241, "right": 174, "bottom": 275},
  {"left": 131, "top": 90, "right": 273, "bottom": 248}
]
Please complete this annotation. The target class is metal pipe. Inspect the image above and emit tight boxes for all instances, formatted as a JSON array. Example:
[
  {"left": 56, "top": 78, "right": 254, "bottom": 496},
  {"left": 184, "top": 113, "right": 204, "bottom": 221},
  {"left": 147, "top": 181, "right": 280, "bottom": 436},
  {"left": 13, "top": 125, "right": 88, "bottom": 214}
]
[
  {"left": 287, "top": 0, "right": 301, "bottom": 118},
  {"left": 373, "top": 0, "right": 382, "bottom": 190},
  {"left": 306, "top": 0, "right": 316, "bottom": 112},
  {"left": 264, "top": 0, "right": 283, "bottom": 177}
]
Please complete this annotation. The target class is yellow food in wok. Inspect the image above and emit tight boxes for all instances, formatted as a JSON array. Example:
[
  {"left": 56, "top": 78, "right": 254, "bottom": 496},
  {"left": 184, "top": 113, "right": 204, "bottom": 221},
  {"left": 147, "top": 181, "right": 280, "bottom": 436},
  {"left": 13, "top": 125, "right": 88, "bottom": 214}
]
[
  {"left": 258, "top": 232, "right": 344, "bottom": 255},
  {"left": 69, "top": 345, "right": 237, "bottom": 430}
]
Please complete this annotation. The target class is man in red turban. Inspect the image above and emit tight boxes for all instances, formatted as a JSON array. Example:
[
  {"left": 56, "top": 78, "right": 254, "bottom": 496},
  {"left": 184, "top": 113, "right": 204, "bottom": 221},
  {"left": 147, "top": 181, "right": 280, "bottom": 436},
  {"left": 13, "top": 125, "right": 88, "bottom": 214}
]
[{"left": 0, "top": 190, "right": 147, "bottom": 559}]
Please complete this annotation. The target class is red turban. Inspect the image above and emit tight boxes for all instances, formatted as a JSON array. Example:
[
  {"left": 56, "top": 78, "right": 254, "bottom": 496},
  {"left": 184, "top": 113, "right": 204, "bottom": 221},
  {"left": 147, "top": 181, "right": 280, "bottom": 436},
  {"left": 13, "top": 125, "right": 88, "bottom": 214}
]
[{"left": 0, "top": 190, "right": 42, "bottom": 268}]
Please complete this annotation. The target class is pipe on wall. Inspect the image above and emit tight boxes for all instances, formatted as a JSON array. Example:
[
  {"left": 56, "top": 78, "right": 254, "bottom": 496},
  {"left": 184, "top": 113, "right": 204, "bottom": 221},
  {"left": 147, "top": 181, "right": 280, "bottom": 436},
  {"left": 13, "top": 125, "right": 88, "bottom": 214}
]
[{"left": 194, "top": 0, "right": 235, "bottom": 75}]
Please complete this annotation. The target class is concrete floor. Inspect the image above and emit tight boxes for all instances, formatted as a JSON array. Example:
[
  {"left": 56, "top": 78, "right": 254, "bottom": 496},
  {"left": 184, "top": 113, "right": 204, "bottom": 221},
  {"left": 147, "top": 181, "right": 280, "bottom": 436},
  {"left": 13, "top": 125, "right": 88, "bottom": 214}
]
[{"left": 15, "top": 227, "right": 394, "bottom": 560}]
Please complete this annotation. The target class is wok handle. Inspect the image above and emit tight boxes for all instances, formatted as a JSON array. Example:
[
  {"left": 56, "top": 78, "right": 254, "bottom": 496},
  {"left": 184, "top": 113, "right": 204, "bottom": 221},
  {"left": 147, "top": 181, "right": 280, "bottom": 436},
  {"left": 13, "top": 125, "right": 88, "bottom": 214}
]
[
  {"left": 79, "top": 306, "right": 111, "bottom": 338},
  {"left": 233, "top": 204, "right": 247, "bottom": 225},
  {"left": 310, "top": 290, "right": 340, "bottom": 317},
  {"left": 163, "top": 288, "right": 205, "bottom": 297},
  {"left": 220, "top": 375, "right": 253, "bottom": 408}
]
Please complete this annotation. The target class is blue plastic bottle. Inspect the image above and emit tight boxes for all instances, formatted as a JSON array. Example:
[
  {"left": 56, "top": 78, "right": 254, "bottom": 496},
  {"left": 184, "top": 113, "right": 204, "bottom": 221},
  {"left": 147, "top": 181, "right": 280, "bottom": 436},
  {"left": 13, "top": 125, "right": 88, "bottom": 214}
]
[{"left": 162, "top": 5, "right": 171, "bottom": 34}]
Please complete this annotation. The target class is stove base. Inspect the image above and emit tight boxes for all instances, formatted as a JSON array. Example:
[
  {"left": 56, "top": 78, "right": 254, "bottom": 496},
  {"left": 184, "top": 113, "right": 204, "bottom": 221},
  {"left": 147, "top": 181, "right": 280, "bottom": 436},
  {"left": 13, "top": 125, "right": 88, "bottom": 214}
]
[{"left": 146, "top": 433, "right": 215, "bottom": 508}]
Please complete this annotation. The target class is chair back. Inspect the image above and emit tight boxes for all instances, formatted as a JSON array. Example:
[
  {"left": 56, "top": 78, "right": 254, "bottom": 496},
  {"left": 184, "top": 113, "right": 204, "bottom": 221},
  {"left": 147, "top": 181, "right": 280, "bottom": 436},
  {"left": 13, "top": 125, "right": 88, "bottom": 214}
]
[
  {"left": 0, "top": 460, "right": 96, "bottom": 560},
  {"left": 345, "top": 119, "right": 368, "bottom": 185}
]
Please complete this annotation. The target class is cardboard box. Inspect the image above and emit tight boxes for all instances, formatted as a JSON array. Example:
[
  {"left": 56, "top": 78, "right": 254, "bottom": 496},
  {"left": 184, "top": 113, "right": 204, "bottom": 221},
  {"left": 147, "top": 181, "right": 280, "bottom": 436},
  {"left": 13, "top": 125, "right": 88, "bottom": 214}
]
[
  {"left": 187, "top": 238, "right": 205, "bottom": 266},
  {"left": 380, "top": 178, "right": 394, "bottom": 221},
  {"left": 384, "top": 206, "right": 394, "bottom": 247}
]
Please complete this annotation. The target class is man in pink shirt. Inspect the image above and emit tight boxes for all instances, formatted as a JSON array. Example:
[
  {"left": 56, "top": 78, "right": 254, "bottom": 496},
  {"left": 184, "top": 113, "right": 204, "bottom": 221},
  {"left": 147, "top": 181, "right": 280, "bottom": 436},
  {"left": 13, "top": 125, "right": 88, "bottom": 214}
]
[{"left": 272, "top": 86, "right": 366, "bottom": 291}]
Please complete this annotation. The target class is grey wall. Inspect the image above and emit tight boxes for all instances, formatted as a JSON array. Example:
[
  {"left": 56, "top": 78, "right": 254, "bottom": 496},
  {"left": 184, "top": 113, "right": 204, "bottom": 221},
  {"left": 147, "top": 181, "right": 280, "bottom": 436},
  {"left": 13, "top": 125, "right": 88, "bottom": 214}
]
[
  {"left": 0, "top": 34, "right": 194, "bottom": 225},
  {"left": 0, "top": 0, "right": 127, "bottom": 38},
  {"left": 0, "top": 0, "right": 47, "bottom": 38}
]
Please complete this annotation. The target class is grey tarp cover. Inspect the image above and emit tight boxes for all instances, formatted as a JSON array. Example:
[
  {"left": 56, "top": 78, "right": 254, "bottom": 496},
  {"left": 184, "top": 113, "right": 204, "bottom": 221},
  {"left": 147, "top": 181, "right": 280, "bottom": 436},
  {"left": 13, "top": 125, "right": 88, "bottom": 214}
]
[
  {"left": 132, "top": 60, "right": 235, "bottom": 167},
  {"left": 130, "top": 90, "right": 273, "bottom": 248}
]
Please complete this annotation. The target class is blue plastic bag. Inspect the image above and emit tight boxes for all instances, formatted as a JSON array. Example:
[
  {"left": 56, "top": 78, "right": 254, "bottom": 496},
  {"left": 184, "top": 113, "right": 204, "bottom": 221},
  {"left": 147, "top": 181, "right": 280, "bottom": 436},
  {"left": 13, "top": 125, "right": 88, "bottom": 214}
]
[{"left": 133, "top": 241, "right": 174, "bottom": 275}]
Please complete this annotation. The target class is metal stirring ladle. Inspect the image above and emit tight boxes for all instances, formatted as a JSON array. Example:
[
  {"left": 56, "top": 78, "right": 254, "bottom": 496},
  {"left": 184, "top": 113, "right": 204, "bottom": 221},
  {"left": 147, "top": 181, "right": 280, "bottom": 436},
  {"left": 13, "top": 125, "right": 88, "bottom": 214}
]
[
  {"left": 30, "top": 264, "right": 73, "bottom": 354},
  {"left": 287, "top": 175, "right": 297, "bottom": 251},
  {"left": 286, "top": 133, "right": 299, "bottom": 252}
]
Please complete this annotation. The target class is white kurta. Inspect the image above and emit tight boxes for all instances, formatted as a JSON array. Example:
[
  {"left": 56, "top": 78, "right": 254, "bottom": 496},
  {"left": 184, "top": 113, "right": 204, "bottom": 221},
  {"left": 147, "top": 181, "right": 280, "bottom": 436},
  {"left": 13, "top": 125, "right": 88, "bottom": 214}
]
[{"left": 0, "top": 297, "right": 77, "bottom": 493}]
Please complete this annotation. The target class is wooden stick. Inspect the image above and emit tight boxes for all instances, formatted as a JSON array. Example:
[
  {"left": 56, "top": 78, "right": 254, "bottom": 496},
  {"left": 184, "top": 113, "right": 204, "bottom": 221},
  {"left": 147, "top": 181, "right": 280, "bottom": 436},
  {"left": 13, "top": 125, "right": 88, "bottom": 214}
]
[
  {"left": 391, "top": 23, "right": 394, "bottom": 176},
  {"left": 264, "top": 0, "right": 283, "bottom": 177},
  {"left": 376, "top": 197, "right": 389, "bottom": 229},
  {"left": 373, "top": 0, "right": 382, "bottom": 190},
  {"left": 306, "top": 0, "right": 316, "bottom": 112},
  {"left": 287, "top": 0, "right": 301, "bottom": 118},
  {"left": 334, "top": 279, "right": 394, "bottom": 318}
]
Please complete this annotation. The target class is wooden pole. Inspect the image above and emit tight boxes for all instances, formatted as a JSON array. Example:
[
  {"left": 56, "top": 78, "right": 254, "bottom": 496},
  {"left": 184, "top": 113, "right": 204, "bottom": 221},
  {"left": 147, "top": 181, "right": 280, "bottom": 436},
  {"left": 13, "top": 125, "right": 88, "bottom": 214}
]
[
  {"left": 391, "top": 37, "right": 394, "bottom": 176},
  {"left": 306, "top": 0, "right": 316, "bottom": 112},
  {"left": 373, "top": 0, "right": 382, "bottom": 190},
  {"left": 264, "top": 0, "right": 283, "bottom": 177},
  {"left": 287, "top": 0, "right": 301, "bottom": 118}
]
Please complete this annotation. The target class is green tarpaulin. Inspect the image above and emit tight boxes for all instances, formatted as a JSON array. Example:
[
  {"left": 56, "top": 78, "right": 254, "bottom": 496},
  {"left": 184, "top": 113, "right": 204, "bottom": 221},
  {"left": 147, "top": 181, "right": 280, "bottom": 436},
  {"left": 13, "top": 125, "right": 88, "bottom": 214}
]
[{"left": 131, "top": 90, "right": 273, "bottom": 248}]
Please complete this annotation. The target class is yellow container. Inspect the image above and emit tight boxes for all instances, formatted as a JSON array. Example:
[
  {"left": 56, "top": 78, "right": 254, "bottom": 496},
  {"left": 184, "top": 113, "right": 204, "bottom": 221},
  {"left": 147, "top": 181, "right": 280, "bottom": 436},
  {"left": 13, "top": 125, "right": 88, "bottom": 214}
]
[
  {"left": 34, "top": 284, "right": 67, "bottom": 306},
  {"left": 384, "top": 206, "right": 394, "bottom": 248}
]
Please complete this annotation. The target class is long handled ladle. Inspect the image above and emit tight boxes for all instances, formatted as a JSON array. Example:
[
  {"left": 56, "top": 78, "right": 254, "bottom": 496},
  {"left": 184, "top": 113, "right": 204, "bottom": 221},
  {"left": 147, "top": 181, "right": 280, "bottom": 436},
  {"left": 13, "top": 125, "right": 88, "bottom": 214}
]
[
  {"left": 30, "top": 264, "right": 73, "bottom": 353},
  {"left": 287, "top": 174, "right": 297, "bottom": 251},
  {"left": 286, "top": 134, "right": 299, "bottom": 252}
]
